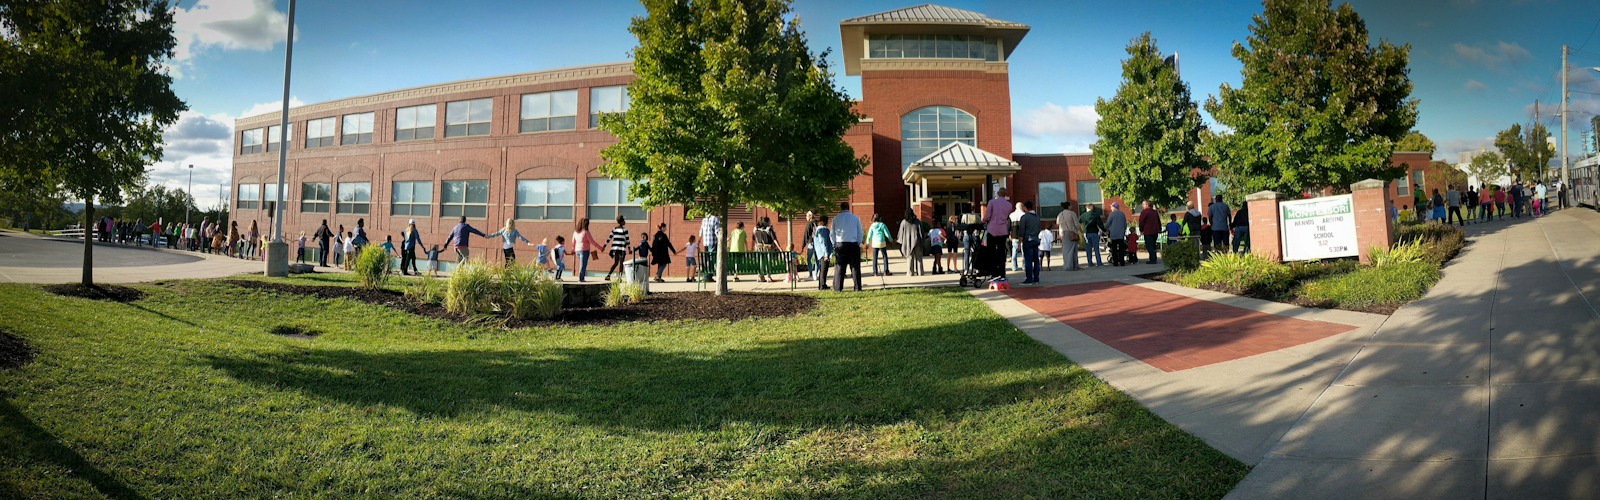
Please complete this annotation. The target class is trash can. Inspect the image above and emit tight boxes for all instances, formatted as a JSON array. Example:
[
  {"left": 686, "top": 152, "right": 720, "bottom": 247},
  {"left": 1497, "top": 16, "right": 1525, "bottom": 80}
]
[{"left": 624, "top": 257, "right": 650, "bottom": 295}]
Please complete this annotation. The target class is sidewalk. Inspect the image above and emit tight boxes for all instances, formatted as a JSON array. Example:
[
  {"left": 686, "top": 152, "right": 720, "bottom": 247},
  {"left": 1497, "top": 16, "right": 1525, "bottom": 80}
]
[{"left": 0, "top": 229, "right": 265, "bottom": 283}]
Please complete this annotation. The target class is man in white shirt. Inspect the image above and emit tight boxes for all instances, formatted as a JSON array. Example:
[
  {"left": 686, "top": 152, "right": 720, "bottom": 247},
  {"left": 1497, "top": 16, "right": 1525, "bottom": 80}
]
[
  {"left": 699, "top": 213, "right": 721, "bottom": 282},
  {"left": 829, "top": 201, "right": 864, "bottom": 292}
]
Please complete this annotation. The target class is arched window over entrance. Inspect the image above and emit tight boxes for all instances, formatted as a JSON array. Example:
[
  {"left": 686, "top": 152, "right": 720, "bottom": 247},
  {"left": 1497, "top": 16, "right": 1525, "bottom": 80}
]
[{"left": 901, "top": 106, "right": 976, "bottom": 171}]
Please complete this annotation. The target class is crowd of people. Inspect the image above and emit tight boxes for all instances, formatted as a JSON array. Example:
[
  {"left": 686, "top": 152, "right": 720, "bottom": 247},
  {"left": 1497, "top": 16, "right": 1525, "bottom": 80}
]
[
  {"left": 1393, "top": 180, "right": 1558, "bottom": 226},
  {"left": 94, "top": 215, "right": 284, "bottom": 259}
]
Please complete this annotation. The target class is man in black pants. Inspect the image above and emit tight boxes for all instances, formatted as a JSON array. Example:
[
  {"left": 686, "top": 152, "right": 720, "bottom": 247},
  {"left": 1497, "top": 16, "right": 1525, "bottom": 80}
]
[
  {"left": 830, "top": 202, "right": 864, "bottom": 292},
  {"left": 313, "top": 219, "right": 334, "bottom": 267}
]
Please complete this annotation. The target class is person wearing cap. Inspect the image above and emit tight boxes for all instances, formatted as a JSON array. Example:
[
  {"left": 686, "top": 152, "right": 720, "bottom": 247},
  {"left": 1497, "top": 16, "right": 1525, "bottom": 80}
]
[{"left": 400, "top": 219, "right": 423, "bottom": 275}]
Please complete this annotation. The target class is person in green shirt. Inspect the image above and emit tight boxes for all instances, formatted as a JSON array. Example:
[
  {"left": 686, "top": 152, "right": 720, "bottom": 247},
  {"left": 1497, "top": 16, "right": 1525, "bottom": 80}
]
[
  {"left": 729, "top": 221, "right": 748, "bottom": 281},
  {"left": 867, "top": 213, "right": 895, "bottom": 276}
]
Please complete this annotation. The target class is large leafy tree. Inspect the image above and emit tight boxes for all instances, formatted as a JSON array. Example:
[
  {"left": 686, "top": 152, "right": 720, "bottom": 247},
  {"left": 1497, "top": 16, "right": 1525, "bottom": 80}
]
[
  {"left": 600, "top": 0, "right": 866, "bottom": 295},
  {"left": 1090, "top": 33, "right": 1208, "bottom": 210},
  {"left": 1204, "top": 0, "right": 1417, "bottom": 197},
  {"left": 1465, "top": 150, "right": 1508, "bottom": 188},
  {"left": 1493, "top": 122, "right": 1554, "bottom": 181},
  {"left": 1, "top": 0, "right": 186, "bottom": 285},
  {"left": 121, "top": 183, "right": 196, "bottom": 227},
  {"left": 1396, "top": 131, "right": 1436, "bottom": 156}
]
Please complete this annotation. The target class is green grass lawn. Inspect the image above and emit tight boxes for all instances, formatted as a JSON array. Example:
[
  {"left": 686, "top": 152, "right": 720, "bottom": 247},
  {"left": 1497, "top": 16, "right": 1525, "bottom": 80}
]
[{"left": 0, "top": 275, "right": 1247, "bottom": 498}]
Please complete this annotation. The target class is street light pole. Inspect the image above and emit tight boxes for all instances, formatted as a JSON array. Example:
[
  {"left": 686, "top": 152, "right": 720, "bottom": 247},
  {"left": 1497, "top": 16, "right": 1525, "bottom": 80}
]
[
  {"left": 186, "top": 164, "right": 193, "bottom": 227},
  {"left": 1562, "top": 45, "right": 1569, "bottom": 193},
  {"left": 265, "top": 0, "right": 297, "bottom": 277}
]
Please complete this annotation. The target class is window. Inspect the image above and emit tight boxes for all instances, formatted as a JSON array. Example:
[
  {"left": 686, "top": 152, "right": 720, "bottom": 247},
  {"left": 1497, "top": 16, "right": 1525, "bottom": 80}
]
[
  {"left": 867, "top": 34, "right": 1000, "bottom": 62},
  {"left": 1413, "top": 171, "right": 1426, "bottom": 198},
  {"left": 441, "top": 180, "right": 489, "bottom": 218},
  {"left": 305, "top": 118, "right": 335, "bottom": 148},
  {"left": 515, "top": 179, "right": 576, "bottom": 220},
  {"left": 587, "top": 178, "right": 646, "bottom": 222},
  {"left": 444, "top": 98, "right": 493, "bottom": 138},
  {"left": 240, "top": 128, "right": 263, "bottom": 154},
  {"left": 237, "top": 183, "right": 260, "bottom": 209},
  {"left": 1038, "top": 181, "right": 1066, "bottom": 219},
  {"left": 589, "top": 86, "right": 630, "bottom": 128},
  {"left": 520, "top": 90, "right": 578, "bottom": 132},
  {"left": 300, "top": 182, "right": 330, "bottom": 213},
  {"left": 1397, "top": 171, "right": 1411, "bottom": 197},
  {"left": 342, "top": 112, "right": 374, "bottom": 145},
  {"left": 392, "top": 181, "right": 432, "bottom": 217},
  {"left": 901, "top": 106, "right": 976, "bottom": 170},
  {"left": 1077, "top": 181, "right": 1103, "bottom": 207},
  {"left": 263, "top": 183, "right": 280, "bottom": 214},
  {"left": 265, "top": 124, "right": 292, "bottom": 153},
  {"left": 336, "top": 182, "right": 371, "bottom": 214},
  {"left": 395, "top": 104, "right": 436, "bottom": 141}
]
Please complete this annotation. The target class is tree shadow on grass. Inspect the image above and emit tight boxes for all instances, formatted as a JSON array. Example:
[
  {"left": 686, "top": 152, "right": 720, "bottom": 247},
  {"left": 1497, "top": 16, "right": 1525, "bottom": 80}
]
[
  {"left": 205, "top": 318, "right": 1081, "bottom": 430},
  {"left": 0, "top": 398, "right": 146, "bottom": 499}
]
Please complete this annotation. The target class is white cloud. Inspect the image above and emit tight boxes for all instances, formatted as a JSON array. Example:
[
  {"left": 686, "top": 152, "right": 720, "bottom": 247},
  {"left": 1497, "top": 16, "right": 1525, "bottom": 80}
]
[
  {"left": 240, "top": 97, "right": 305, "bottom": 118},
  {"left": 1452, "top": 41, "right": 1531, "bottom": 70},
  {"left": 168, "top": 0, "right": 295, "bottom": 76},
  {"left": 151, "top": 110, "right": 240, "bottom": 212},
  {"left": 1014, "top": 102, "right": 1099, "bottom": 153},
  {"left": 1463, "top": 79, "right": 1487, "bottom": 92},
  {"left": 1436, "top": 136, "right": 1496, "bottom": 164}
]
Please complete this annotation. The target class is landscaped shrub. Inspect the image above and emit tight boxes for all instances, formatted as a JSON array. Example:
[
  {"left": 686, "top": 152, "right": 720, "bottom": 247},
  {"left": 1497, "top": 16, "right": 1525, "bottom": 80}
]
[
  {"left": 499, "top": 263, "right": 564, "bottom": 320},
  {"left": 1162, "top": 239, "right": 1201, "bottom": 271},
  {"left": 1369, "top": 240, "right": 1427, "bottom": 268},
  {"left": 1178, "top": 252, "right": 1294, "bottom": 298},
  {"left": 352, "top": 245, "right": 391, "bottom": 289},
  {"left": 604, "top": 280, "right": 643, "bottom": 308},
  {"left": 626, "top": 281, "right": 646, "bottom": 303},
  {"left": 1297, "top": 261, "right": 1440, "bottom": 310},
  {"left": 446, "top": 259, "right": 498, "bottom": 315},
  {"left": 1398, "top": 223, "right": 1465, "bottom": 266},
  {"left": 403, "top": 276, "right": 445, "bottom": 305}
]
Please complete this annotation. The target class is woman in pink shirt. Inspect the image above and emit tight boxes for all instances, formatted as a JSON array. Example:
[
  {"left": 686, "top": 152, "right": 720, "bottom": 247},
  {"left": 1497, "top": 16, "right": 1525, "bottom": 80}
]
[
  {"left": 572, "top": 218, "right": 603, "bottom": 282},
  {"left": 1492, "top": 187, "right": 1507, "bottom": 220},
  {"left": 1478, "top": 186, "right": 1493, "bottom": 222}
]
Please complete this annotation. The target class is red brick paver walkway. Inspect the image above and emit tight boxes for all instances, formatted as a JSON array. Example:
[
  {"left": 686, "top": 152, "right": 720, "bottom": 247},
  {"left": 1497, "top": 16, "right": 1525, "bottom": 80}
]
[{"left": 1007, "top": 282, "right": 1357, "bottom": 372}]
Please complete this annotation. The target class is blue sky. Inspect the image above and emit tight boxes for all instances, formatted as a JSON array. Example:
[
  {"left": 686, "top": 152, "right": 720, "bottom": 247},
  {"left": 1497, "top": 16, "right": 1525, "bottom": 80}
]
[{"left": 157, "top": 0, "right": 1600, "bottom": 207}]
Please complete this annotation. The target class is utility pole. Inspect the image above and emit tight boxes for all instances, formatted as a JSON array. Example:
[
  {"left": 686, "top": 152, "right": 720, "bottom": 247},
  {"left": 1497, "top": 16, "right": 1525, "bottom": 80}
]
[
  {"left": 186, "top": 164, "right": 193, "bottom": 227},
  {"left": 1562, "top": 45, "right": 1570, "bottom": 192},
  {"left": 265, "top": 0, "right": 297, "bottom": 277}
]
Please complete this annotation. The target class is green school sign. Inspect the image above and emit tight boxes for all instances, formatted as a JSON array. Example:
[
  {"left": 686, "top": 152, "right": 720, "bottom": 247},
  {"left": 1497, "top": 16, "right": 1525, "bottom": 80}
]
[{"left": 1279, "top": 194, "right": 1358, "bottom": 261}]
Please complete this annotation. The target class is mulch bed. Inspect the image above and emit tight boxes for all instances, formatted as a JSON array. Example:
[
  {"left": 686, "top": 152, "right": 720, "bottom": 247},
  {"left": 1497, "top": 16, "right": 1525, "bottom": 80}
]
[
  {"left": 220, "top": 280, "right": 817, "bottom": 327},
  {"left": 0, "top": 329, "right": 36, "bottom": 370},
  {"left": 43, "top": 283, "right": 145, "bottom": 303}
]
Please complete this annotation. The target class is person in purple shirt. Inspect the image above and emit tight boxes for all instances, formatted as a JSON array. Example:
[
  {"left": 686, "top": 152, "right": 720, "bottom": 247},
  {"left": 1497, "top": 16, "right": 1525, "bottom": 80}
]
[
  {"left": 982, "top": 187, "right": 1012, "bottom": 279},
  {"left": 442, "top": 215, "right": 487, "bottom": 263}
]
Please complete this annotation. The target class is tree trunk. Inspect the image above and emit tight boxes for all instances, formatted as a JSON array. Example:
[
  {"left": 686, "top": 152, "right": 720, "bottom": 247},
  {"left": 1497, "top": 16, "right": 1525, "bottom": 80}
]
[
  {"left": 82, "top": 198, "right": 94, "bottom": 286},
  {"left": 715, "top": 202, "right": 729, "bottom": 296}
]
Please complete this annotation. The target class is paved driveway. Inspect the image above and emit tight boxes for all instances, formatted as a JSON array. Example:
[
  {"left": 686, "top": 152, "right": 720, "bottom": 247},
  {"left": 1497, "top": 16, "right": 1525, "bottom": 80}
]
[{"left": 0, "top": 231, "right": 260, "bottom": 283}]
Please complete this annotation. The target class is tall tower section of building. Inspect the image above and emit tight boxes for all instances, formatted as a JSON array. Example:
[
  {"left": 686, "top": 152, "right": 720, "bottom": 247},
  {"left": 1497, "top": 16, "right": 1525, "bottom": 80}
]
[{"left": 839, "top": 4, "right": 1029, "bottom": 221}]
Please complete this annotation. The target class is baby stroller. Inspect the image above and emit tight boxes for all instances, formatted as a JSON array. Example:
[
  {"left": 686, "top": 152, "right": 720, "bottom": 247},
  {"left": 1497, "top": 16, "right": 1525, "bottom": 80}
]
[{"left": 959, "top": 226, "right": 1006, "bottom": 287}]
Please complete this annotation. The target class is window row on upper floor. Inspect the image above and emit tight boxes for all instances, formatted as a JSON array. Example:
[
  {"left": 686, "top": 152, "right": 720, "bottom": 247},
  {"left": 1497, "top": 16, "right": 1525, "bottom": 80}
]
[
  {"left": 866, "top": 34, "right": 1001, "bottom": 62},
  {"left": 238, "top": 85, "right": 631, "bottom": 155},
  {"left": 235, "top": 177, "right": 646, "bottom": 222}
]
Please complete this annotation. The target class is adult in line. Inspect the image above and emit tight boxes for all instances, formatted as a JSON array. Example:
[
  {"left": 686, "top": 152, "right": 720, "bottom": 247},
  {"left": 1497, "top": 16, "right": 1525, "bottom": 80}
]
[
  {"left": 650, "top": 223, "right": 676, "bottom": 283},
  {"left": 1019, "top": 201, "right": 1042, "bottom": 284},
  {"left": 1430, "top": 189, "right": 1446, "bottom": 223},
  {"left": 246, "top": 220, "right": 260, "bottom": 260},
  {"left": 572, "top": 218, "right": 603, "bottom": 282},
  {"left": 1535, "top": 180, "right": 1548, "bottom": 216},
  {"left": 313, "top": 220, "right": 333, "bottom": 267},
  {"left": 1446, "top": 184, "right": 1463, "bottom": 226},
  {"left": 981, "top": 187, "right": 1013, "bottom": 279},
  {"left": 699, "top": 212, "right": 722, "bottom": 283},
  {"left": 801, "top": 211, "right": 818, "bottom": 283},
  {"left": 1207, "top": 195, "right": 1232, "bottom": 252},
  {"left": 443, "top": 216, "right": 486, "bottom": 264},
  {"left": 399, "top": 220, "right": 422, "bottom": 275},
  {"left": 1056, "top": 201, "right": 1081, "bottom": 271},
  {"left": 1231, "top": 203, "right": 1251, "bottom": 253},
  {"left": 812, "top": 214, "right": 833, "bottom": 289},
  {"left": 148, "top": 218, "right": 163, "bottom": 248},
  {"left": 831, "top": 202, "right": 864, "bottom": 292},
  {"left": 943, "top": 215, "right": 961, "bottom": 273},
  {"left": 1106, "top": 202, "right": 1129, "bottom": 266},
  {"left": 1464, "top": 185, "right": 1478, "bottom": 225},
  {"left": 753, "top": 217, "right": 779, "bottom": 282},
  {"left": 1138, "top": 200, "right": 1161, "bottom": 264},
  {"left": 867, "top": 213, "right": 894, "bottom": 277},
  {"left": 487, "top": 218, "right": 532, "bottom": 264},
  {"left": 351, "top": 218, "right": 370, "bottom": 255},
  {"left": 1493, "top": 186, "right": 1506, "bottom": 220},
  {"left": 604, "top": 216, "right": 631, "bottom": 281},
  {"left": 1081, "top": 204, "right": 1105, "bottom": 267},
  {"left": 898, "top": 209, "right": 925, "bottom": 277},
  {"left": 1478, "top": 185, "right": 1492, "bottom": 222},
  {"left": 1008, "top": 202, "right": 1025, "bottom": 271}
]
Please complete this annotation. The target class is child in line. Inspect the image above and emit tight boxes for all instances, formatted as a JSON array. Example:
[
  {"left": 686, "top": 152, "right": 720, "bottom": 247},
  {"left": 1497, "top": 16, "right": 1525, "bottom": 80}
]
[
  {"left": 1165, "top": 214, "right": 1182, "bottom": 239},
  {"left": 425, "top": 244, "right": 442, "bottom": 277},
  {"left": 552, "top": 236, "right": 567, "bottom": 281},
  {"left": 683, "top": 235, "right": 699, "bottom": 282},
  {"left": 1038, "top": 224, "right": 1055, "bottom": 271},
  {"left": 927, "top": 224, "right": 946, "bottom": 275},
  {"left": 296, "top": 232, "right": 307, "bottom": 264},
  {"left": 536, "top": 238, "right": 552, "bottom": 276}
]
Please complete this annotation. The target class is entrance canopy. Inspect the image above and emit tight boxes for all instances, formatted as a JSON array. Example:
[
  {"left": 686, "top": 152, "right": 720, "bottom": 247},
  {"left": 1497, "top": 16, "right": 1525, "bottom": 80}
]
[{"left": 902, "top": 141, "right": 1020, "bottom": 191}]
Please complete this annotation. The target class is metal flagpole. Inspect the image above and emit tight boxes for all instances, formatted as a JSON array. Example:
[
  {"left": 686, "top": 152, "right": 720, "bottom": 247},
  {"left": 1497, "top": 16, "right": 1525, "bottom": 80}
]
[{"left": 266, "top": 0, "right": 297, "bottom": 276}]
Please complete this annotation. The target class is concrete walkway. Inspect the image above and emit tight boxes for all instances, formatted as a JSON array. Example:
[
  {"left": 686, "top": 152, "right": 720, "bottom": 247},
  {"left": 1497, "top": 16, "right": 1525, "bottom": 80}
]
[{"left": 0, "top": 229, "right": 264, "bottom": 283}]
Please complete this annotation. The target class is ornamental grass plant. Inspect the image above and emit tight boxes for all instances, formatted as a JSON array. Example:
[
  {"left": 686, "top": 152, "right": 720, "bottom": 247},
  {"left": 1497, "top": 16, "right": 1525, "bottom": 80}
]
[{"left": 352, "top": 245, "right": 392, "bottom": 289}]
